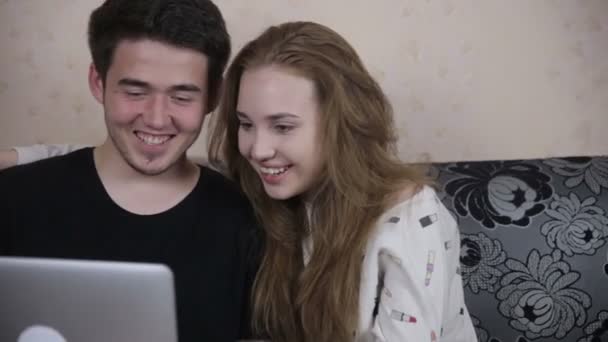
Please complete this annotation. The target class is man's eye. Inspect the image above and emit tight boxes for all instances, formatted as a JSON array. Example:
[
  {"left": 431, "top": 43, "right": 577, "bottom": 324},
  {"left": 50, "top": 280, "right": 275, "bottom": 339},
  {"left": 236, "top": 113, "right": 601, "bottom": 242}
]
[{"left": 173, "top": 96, "right": 192, "bottom": 103}]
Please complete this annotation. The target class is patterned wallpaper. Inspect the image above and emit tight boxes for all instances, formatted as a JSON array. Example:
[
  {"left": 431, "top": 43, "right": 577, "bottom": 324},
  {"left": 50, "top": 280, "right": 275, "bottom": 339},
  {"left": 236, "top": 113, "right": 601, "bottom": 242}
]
[{"left": 0, "top": 0, "right": 606, "bottom": 162}]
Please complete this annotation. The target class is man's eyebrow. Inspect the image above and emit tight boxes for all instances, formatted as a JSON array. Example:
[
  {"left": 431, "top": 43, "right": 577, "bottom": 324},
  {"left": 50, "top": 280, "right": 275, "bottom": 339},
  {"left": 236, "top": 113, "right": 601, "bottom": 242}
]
[
  {"left": 170, "top": 84, "right": 202, "bottom": 93},
  {"left": 118, "top": 78, "right": 151, "bottom": 89},
  {"left": 118, "top": 79, "right": 202, "bottom": 93}
]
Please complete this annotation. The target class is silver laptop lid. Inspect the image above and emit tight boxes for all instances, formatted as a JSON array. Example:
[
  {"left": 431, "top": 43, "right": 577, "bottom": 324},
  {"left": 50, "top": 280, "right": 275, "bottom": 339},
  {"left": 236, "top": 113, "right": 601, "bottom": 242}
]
[{"left": 0, "top": 257, "right": 177, "bottom": 342}]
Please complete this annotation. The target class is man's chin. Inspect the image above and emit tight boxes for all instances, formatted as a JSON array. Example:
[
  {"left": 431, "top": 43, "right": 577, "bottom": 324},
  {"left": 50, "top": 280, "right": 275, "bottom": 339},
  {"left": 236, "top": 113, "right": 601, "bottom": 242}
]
[
  {"left": 134, "top": 165, "right": 169, "bottom": 176},
  {"left": 126, "top": 155, "right": 176, "bottom": 176}
]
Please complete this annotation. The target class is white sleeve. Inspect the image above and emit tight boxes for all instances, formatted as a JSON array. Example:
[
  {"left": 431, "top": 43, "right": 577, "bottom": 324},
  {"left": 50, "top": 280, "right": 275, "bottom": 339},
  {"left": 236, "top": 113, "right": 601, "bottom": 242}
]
[
  {"left": 437, "top": 205, "right": 477, "bottom": 342},
  {"left": 374, "top": 195, "right": 477, "bottom": 342},
  {"left": 15, "top": 144, "right": 89, "bottom": 165}
]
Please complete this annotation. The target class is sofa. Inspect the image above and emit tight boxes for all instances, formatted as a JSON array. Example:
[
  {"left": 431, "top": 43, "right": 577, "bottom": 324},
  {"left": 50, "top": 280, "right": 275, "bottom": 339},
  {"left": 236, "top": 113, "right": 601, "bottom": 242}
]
[{"left": 432, "top": 156, "right": 608, "bottom": 342}]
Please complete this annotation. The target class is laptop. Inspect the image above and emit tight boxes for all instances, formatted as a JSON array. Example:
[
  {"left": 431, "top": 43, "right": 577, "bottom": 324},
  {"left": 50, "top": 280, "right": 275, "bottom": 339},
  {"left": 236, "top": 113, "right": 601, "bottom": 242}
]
[{"left": 0, "top": 257, "right": 177, "bottom": 342}]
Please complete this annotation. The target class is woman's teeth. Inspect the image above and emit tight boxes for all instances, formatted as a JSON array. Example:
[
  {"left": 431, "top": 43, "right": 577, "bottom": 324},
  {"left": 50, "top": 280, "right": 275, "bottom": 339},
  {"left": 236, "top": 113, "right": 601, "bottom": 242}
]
[{"left": 260, "top": 166, "right": 289, "bottom": 175}]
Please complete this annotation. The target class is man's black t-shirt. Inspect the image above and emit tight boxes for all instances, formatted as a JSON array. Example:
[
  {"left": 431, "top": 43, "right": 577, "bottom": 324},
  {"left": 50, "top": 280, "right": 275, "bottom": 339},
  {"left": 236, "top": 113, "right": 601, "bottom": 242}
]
[{"left": 0, "top": 148, "right": 260, "bottom": 342}]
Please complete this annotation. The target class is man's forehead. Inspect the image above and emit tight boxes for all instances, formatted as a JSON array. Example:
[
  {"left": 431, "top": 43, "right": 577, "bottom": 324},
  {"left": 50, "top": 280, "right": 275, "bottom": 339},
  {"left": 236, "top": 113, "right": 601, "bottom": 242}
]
[{"left": 108, "top": 39, "right": 209, "bottom": 88}]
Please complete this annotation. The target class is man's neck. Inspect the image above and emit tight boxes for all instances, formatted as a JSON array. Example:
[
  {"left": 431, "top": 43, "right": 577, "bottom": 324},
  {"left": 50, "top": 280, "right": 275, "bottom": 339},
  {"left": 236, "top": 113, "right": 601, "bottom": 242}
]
[{"left": 93, "top": 141, "right": 200, "bottom": 215}]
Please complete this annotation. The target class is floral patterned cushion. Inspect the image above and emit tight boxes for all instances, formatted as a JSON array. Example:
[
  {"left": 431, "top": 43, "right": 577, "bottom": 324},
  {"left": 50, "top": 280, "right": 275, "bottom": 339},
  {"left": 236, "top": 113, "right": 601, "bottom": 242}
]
[{"left": 433, "top": 156, "right": 608, "bottom": 342}]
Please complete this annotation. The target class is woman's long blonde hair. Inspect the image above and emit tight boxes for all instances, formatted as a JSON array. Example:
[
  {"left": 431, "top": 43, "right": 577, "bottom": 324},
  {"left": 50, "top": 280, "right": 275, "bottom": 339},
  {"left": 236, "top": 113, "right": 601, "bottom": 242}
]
[{"left": 208, "top": 21, "right": 427, "bottom": 342}]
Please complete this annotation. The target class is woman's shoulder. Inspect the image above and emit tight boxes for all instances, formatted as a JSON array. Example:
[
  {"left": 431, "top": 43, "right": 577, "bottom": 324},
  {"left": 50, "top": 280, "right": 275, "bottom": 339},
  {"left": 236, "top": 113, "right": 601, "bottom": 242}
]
[
  {"left": 384, "top": 183, "right": 438, "bottom": 213},
  {"left": 377, "top": 183, "right": 455, "bottom": 235}
]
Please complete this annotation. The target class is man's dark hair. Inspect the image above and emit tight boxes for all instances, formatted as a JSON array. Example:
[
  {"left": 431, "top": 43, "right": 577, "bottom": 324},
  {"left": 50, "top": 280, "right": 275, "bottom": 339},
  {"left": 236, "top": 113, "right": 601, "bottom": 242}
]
[{"left": 88, "top": 0, "right": 231, "bottom": 105}]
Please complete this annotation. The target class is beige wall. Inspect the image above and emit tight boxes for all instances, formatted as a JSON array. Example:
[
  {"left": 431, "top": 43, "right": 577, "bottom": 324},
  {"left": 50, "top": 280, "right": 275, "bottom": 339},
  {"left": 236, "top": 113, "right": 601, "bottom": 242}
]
[{"left": 0, "top": 0, "right": 606, "bottom": 162}]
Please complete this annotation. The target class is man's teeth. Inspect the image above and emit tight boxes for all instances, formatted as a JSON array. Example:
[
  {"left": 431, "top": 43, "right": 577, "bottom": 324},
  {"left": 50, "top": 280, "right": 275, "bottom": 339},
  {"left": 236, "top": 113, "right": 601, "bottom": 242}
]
[
  {"left": 136, "top": 132, "right": 171, "bottom": 145},
  {"left": 260, "top": 166, "right": 289, "bottom": 175}
]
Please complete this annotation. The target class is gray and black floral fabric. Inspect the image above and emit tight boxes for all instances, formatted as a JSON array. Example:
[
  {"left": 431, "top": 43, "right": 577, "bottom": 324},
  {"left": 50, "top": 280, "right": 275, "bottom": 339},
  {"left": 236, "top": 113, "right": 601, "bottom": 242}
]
[{"left": 434, "top": 156, "right": 608, "bottom": 342}]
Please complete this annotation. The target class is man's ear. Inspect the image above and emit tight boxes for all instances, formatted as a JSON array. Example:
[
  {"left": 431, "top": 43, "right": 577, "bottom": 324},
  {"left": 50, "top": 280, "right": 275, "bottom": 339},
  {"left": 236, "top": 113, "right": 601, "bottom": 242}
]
[
  {"left": 88, "top": 63, "right": 104, "bottom": 104},
  {"left": 206, "top": 77, "right": 225, "bottom": 114}
]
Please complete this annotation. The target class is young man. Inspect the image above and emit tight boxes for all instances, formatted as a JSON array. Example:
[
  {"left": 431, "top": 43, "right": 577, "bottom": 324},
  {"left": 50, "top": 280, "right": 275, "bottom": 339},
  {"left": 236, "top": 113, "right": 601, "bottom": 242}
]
[{"left": 0, "top": 1, "right": 260, "bottom": 341}]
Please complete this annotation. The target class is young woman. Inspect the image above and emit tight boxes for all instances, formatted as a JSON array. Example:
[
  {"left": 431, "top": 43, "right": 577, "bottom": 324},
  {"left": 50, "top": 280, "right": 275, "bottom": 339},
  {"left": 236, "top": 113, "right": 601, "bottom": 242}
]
[
  {"left": 2, "top": 21, "right": 476, "bottom": 342},
  {"left": 208, "top": 21, "right": 476, "bottom": 342}
]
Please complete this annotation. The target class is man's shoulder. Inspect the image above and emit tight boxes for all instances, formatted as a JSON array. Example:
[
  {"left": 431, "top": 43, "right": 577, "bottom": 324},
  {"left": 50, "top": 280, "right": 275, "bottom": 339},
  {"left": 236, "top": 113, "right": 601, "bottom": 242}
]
[
  {"left": 0, "top": 148, "right": 92, "bottom": 188},
  {"left": 195, "top": 166, "right": 257, "bottom": 222},
  {"left": 197, "top": 166, "right": 248, "bottom": 202}
]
